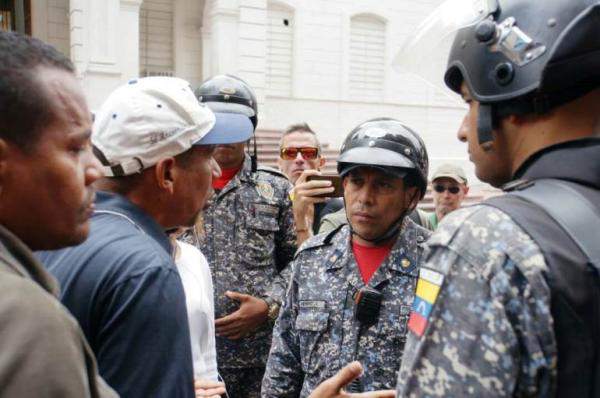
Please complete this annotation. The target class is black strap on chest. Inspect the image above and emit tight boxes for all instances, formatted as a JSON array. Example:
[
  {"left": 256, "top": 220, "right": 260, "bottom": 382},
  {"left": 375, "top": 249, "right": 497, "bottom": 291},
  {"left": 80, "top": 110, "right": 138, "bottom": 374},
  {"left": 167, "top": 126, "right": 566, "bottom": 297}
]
[
  {"left": 485, "top": 178, "right": 600, "bottom": 397},
  {"left": 506, "top": 179, "right": 600, "bottom": 270}
]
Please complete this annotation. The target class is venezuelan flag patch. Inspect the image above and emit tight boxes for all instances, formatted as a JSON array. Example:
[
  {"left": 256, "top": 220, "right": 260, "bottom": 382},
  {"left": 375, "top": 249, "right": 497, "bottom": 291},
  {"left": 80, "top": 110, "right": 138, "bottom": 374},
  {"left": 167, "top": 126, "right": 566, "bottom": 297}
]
[{"left": 408, "top": 267, "right": 444, "bottom": 337}]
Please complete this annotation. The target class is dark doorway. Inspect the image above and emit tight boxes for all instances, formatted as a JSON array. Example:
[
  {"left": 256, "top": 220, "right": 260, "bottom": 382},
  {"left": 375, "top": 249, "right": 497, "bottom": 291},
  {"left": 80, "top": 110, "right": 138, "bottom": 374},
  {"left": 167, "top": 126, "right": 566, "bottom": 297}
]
[{"left": 1, "top": 0, "right": 31, "bottom": 34}]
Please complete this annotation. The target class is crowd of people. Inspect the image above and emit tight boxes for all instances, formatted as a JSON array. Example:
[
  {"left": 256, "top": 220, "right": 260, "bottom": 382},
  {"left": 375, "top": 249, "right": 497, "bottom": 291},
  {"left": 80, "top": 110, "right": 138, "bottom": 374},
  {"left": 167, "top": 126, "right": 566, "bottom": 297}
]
[{"left": 0, "top": 0, "right": 599, "bottom": 397}]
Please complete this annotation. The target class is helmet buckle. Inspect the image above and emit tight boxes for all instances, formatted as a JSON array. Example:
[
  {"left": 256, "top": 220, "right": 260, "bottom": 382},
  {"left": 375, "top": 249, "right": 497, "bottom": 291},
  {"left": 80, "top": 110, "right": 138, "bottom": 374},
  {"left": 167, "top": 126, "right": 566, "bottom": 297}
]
[{"left": 488, "top": 17, "right": 547, "bottom": 67}]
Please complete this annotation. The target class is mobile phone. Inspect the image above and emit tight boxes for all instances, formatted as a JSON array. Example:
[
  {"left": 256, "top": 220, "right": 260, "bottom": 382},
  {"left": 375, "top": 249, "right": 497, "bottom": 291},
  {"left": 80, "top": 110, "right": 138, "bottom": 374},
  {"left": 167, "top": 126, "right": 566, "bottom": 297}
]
[{"left": 306, "top": 174, "right": 344, "bottom": 198}]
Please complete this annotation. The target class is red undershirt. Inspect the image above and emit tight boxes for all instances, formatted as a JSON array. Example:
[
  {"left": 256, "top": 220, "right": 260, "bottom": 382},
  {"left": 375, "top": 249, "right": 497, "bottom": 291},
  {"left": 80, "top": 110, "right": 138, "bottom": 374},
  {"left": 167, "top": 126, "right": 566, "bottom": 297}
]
[
  {"left": 212, "top": 166, "right": 242, "bottom": 190},
  {"left": 352, "top": 240, "right": 394, "bottom": 284}
]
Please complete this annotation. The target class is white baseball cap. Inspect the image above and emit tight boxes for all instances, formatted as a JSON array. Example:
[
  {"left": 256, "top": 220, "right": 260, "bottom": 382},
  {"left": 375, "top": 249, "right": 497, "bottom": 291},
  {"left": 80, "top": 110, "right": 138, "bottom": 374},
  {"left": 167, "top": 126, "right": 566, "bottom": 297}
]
[{"left": 92, "top": 76, "right": 253, "bottom": 177}]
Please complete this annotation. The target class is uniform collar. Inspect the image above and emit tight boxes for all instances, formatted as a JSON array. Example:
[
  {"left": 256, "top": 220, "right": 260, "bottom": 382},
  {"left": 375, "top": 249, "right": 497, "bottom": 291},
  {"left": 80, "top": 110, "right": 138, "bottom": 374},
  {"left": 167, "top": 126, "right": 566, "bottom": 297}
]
[
  {"left": 325, "top": 221, "right": 421, "bottom": 288},
  {"left": 215, "top": 155, "right": 253, "bottom": 198},
  {"left": 94, "top": 191, "right": 173, "bottom": 256},
  {"left": 512, "top": 137, "right": 600, "bottom": 189}
]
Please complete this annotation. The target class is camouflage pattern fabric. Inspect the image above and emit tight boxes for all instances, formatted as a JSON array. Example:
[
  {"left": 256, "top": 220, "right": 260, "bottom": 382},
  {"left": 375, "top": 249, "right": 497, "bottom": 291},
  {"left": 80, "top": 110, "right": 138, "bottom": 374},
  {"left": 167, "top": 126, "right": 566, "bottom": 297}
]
[
  {"left": 397, "top": 205, "right": 555, "bottom": 397},
  {"left": 262, "top": 220, "right": 430, "bottom": 397},
  {"left": 220, "top": 367, "right": 265, "bottom": 398},
  {"left": 184, "top": 155, "right": 296, "bottom": 371}
]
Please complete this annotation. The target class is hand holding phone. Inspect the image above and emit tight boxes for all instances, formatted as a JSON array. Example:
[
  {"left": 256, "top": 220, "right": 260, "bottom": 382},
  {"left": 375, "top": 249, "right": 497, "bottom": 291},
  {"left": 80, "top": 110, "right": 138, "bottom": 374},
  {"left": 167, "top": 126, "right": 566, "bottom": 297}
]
[{"left": 305, "top": 174, "right": 343, "bottom": 198}]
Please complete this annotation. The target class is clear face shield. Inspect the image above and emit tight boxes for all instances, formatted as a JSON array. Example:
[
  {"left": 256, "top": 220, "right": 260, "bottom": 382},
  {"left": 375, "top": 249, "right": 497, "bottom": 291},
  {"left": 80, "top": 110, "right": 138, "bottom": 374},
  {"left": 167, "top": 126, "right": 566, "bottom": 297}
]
[{"left": 392, "top": 0, "right": 499, "bottom": 102}]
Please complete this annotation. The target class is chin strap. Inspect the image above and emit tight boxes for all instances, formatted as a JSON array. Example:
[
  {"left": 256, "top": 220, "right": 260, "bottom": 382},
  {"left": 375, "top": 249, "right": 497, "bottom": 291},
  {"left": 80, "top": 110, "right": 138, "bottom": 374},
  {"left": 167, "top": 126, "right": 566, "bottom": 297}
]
[
  {"left": 345, "top": 190, "right": 419, "bottom": 245},
  {"left": 251, "top": 132, "right": 258, "bottom": 173},
  {"left": 477, "top": 103, "right": 496, "bottom": 146}
]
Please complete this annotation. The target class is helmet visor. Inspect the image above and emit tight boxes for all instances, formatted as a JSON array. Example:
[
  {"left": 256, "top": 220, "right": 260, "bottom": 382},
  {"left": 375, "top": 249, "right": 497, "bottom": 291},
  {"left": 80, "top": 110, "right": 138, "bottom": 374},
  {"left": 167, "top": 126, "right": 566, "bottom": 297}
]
[{"left": 392, "top": 0, "right": 498, "bottom": 101}]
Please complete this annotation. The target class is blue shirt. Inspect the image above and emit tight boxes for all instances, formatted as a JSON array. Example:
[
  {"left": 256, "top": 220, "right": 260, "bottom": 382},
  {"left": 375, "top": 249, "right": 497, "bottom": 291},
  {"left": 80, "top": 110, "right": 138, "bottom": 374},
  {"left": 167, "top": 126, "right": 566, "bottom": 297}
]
[{"left": 37, "top": 191, "right": 194, "bottom": 398}]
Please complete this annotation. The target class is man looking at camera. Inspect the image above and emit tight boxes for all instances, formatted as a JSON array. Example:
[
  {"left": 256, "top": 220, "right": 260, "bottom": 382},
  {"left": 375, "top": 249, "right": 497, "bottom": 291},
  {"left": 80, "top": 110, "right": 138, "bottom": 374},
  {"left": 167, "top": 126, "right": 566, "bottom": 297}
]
[
  {"left": 278, "top": 123, "right": 343, "bottom": 245},
  {"left": 428, "top": 163, "right": 469, "bottom": 229}
]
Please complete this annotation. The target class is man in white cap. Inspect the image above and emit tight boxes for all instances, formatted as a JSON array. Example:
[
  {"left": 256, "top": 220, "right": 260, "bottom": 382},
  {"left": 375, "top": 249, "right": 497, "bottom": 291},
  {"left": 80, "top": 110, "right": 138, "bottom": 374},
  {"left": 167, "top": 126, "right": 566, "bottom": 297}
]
[
  {"left": 38, "top": 77, "right": 254, "bottom": 398},
  {"left": 428, "top": 163, "right": 469, "bottom": 229}
]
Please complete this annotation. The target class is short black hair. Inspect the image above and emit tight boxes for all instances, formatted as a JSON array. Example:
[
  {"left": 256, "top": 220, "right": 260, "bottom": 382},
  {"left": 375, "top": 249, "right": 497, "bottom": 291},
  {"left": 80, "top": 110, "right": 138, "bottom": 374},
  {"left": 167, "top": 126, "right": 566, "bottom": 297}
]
[
  {"left": 280, "top": 122, "right": 321, "bottom": 151},
  {"left": 0, "top": 31, "right": 75, "bottom": 151}
]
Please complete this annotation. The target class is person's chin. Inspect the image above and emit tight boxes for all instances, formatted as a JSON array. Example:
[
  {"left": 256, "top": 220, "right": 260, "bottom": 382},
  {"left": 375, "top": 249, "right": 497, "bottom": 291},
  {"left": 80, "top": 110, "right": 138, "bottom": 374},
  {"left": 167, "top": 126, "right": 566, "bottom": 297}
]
[{"left": 43, "top": 223, "right": 90, "bottom": 251}]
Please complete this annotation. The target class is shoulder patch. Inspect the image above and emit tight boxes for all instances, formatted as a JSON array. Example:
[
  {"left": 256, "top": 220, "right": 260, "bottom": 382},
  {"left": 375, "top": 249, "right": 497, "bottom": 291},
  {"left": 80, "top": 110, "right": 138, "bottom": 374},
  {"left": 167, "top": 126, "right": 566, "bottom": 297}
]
[
  {"left": 407, "top": 266, "right": 445, "bottom": 337},
  {"left": 257, "top": 165, "right": 289, "bottom": 180},
  {"left": 255, "top": 181, "right": 275, "bottom": 201}
]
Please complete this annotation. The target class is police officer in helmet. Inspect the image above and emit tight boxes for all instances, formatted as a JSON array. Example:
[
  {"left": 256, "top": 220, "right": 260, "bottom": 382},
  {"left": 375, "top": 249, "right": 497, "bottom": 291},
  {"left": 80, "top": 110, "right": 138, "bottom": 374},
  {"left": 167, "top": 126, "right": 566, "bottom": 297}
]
[
  {"left": 188, "top": 74, "right": 297, "bottom": 397},
  {"left": 262, "top": 118, "right": 430, "bottom": 396},
  {"left": 310, "top": 0, "right": 600, "bottom": 397}
]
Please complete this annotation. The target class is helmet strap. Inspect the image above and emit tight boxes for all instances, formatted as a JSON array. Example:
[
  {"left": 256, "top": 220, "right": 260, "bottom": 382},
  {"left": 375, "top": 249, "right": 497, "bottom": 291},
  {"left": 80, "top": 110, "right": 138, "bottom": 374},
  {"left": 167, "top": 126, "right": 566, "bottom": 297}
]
[
  {"left": 477, "top": 103, "right": 496, "bottom": 147},
  {"left": 247, "top": 134, "right": 258, "bottom": 173}
]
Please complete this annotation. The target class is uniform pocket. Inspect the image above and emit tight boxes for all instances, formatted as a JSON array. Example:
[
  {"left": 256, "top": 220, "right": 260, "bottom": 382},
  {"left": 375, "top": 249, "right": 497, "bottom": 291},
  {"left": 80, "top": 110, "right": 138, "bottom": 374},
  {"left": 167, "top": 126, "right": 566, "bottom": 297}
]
[
  {"left": 296, "top": 303, "right": 329, "bottom": 374},
  {"left": 238, "top": 205, "right": 280, "bottom": 268}
]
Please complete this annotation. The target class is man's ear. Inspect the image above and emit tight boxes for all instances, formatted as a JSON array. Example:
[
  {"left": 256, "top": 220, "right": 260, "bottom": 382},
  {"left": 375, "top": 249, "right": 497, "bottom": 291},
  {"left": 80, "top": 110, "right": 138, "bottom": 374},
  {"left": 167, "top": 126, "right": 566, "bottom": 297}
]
[{"left": 154, "top": 157, "right": 176, "bottom": 194}]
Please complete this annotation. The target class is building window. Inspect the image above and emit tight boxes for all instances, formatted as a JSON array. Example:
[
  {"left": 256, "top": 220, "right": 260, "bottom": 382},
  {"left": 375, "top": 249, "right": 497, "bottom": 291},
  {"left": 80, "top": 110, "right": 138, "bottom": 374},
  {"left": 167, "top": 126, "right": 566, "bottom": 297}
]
[
  {"left": 1, "top": 0, "right": 30, "bottom": 34},
  {"left": 349, "top": 14, "right": 385, "bottom": 101},
  {"left": 139, "top": 0, "right": 174, "bottom": 77},
  {"left": 266, "top": 2, "right": 293, "bottom": 97}
]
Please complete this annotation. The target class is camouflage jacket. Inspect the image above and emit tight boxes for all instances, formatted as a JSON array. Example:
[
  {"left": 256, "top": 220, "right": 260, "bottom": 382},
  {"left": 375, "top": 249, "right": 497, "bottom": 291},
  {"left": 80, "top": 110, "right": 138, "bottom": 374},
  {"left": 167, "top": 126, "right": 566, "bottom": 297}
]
[
  {"left": 192, "top": 155, "right": 296, "bottom": 369},
  {"left": 397, "top": 205, "right": 555, "bottom": 397},
  {"left": 262, "top": 220, "right": 430, "bottom": 397}
]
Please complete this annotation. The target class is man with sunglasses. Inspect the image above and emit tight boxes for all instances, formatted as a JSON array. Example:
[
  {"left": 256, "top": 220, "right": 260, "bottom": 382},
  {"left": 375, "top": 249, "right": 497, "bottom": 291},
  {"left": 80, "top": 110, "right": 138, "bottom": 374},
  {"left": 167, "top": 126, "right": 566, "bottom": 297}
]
[
  {"left": 278, "top": 123, "right": 343, "bottom": 245},
  {"left": 428, "top": 163, "right": 469, "bottom": 229}
]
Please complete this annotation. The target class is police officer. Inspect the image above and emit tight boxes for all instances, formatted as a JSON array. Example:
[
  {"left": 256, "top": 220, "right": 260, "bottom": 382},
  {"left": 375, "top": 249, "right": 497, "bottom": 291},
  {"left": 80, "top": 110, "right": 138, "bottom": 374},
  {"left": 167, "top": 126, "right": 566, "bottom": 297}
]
[
  {"left": 189, "top": 74, "right": 296, "bottom": 397},
  {"left": 262, "top": 118, "right": 431, "bottom": 397}
]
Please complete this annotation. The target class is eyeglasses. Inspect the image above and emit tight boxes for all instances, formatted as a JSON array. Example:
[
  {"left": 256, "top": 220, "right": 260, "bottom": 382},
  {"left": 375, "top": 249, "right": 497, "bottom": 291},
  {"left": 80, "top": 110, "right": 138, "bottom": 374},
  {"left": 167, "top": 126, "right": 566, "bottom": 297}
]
[
  {"left": 433, "top": 184, "right": 461, "bottom": 194},
  {"left": 280, "top": 147, "right": 319, "bottom": 160}
]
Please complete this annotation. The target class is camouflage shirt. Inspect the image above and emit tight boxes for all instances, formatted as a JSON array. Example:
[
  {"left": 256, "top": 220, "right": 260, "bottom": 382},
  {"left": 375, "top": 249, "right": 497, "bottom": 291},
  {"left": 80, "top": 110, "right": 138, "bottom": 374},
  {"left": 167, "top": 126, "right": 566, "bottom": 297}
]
[
  {"left": 397, "top": 204, "right": 555, "bottom": 397},
  {"left": 190, "top": 155, "right": 296, "bottom": 369},
  {"left": 262, "top": 220, "right": 430, "bottom": 397}
]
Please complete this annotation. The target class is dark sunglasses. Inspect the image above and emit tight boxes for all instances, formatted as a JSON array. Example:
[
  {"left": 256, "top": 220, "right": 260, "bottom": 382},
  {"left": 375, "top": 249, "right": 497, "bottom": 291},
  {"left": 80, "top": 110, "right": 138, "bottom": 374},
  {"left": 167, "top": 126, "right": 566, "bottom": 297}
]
[
  {"left": 280, "top": 147, "right": 319, "bottom": 160},
  {"left": 433, "top": 184, "right": 461, "bottom": 194}
]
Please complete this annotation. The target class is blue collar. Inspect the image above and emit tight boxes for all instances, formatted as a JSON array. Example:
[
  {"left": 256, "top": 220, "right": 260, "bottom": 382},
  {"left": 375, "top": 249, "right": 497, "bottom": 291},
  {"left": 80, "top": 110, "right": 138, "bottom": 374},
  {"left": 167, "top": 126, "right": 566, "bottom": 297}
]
[{"left": 94, "top": 191, "right": 173, "bottom": 256}]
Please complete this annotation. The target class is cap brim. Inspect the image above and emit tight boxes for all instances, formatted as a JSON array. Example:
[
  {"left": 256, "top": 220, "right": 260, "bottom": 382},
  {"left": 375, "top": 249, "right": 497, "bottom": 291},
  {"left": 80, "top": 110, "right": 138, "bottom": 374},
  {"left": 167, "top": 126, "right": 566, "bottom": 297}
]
[
  {"left": 432, "top": 173, "right": 466, "bottom": 184},
  {"left": 339, "top": 164, "right": 407, "bottom": 179},
  {"left": 194, "top": 112, "right": 253, "bottom": 145}
]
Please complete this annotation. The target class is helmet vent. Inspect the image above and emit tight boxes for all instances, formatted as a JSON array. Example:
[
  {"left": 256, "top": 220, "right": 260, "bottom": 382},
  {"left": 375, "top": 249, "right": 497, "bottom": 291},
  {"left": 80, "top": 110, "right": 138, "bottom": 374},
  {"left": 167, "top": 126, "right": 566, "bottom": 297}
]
[{"left": 494, "top": 62, "right": 514, "bottom": 86}]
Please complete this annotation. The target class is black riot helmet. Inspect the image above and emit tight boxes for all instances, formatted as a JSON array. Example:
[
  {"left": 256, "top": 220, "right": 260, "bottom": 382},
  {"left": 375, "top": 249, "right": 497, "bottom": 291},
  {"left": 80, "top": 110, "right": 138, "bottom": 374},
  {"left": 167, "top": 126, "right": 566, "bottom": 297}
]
[
  {"left": 196, "top": 74, "right": 258, "bottom": 129},
  {"left": 394, "top": 0, "right": 600, "bottom": 145},
  {"left": 446, "top": 0, "right": 600, "bottom": 144},
  {"left": 337, "top": 118, "right": 429, "bottom": 199}
]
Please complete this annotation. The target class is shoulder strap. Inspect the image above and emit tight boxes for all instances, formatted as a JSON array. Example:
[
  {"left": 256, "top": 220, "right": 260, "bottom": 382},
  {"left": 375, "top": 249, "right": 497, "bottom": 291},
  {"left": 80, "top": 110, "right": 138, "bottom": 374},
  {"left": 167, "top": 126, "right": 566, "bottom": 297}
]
[{"left": 504, "top": 179, "right": 600, "bottom": 272}]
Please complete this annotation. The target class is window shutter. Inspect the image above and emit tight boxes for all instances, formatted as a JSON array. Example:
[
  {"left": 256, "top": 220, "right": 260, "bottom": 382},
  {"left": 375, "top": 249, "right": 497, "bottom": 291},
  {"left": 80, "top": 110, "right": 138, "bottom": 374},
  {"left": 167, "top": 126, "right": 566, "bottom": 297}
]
[
  {"left": 140, "top": 0, "right": 174, "bottom": 77},
  {"left": 349, "top": 15, "right": 385, "bottom": 101},
  {"left": 266, "top": 4, "right": 293, "bottom": 97}
]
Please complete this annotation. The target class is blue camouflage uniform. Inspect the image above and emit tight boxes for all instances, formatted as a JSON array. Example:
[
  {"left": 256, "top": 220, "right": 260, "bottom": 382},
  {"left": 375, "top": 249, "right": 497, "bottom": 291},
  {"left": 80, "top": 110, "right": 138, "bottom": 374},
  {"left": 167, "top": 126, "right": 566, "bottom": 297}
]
[
  {"left": 262, "top": 219, "right": 430, "bottom": 397},
  {"left": 187, "top": 155, "right": 296, "bottom": 397},
  {"left": 397, "top": 139, "right": 600, "bottom": 397},
  {"left": 397, "top": 205, "right": 554, "bottom": 397}
]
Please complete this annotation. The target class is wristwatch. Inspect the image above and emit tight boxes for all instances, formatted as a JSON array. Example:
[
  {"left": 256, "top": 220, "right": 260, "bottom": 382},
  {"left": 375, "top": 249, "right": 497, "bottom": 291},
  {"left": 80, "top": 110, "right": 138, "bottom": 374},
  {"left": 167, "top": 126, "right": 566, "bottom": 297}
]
[{"left": 264, "top": 297, "right": 280, "bottom": 322}]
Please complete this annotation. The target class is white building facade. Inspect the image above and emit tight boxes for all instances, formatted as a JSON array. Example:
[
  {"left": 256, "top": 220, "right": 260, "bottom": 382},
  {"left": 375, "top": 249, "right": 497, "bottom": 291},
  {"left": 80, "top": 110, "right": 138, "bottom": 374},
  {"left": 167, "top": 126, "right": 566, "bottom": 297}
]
[{"left": 8, "top": 0, "right": 487, "bottom": 187}]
